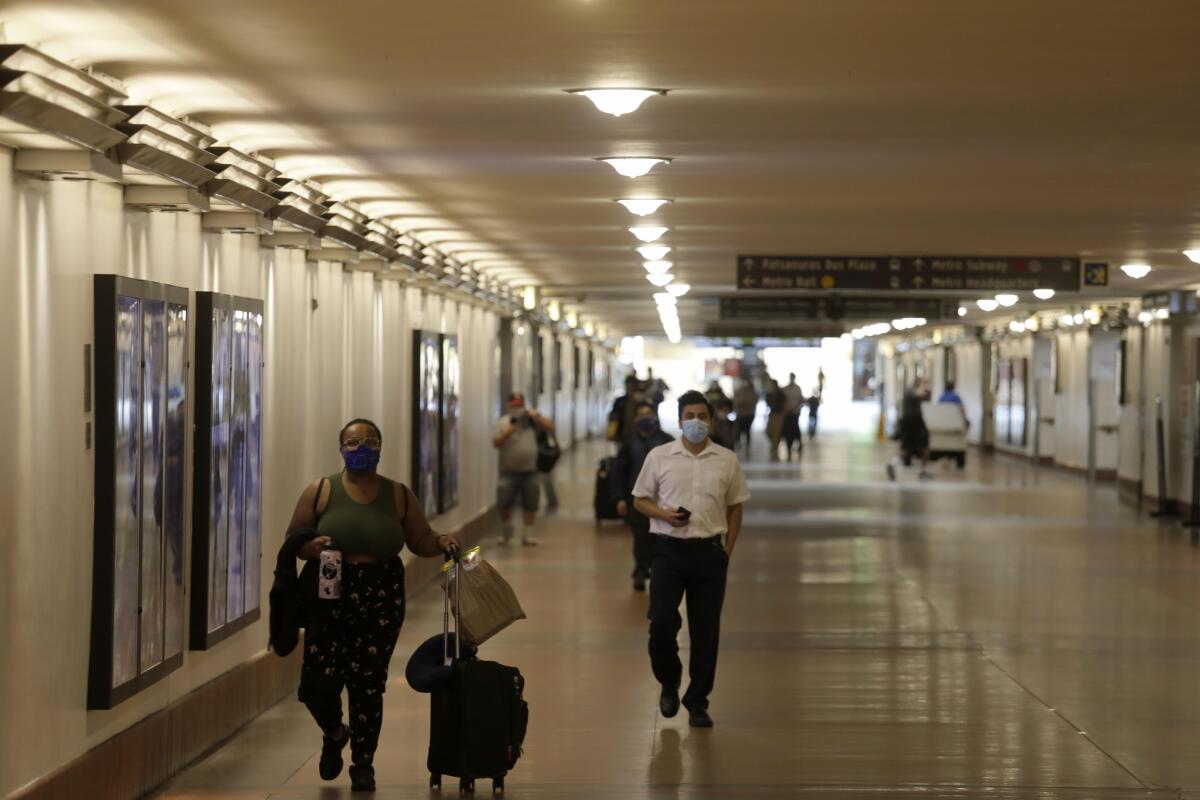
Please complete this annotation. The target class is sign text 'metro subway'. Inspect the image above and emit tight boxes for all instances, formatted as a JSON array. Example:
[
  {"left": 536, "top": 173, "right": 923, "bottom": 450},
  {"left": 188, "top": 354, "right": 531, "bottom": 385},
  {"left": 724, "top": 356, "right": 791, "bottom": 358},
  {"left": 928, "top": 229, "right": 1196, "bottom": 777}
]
[{"left": 737, "top": 255, "right": 1082, "bottom": 292}]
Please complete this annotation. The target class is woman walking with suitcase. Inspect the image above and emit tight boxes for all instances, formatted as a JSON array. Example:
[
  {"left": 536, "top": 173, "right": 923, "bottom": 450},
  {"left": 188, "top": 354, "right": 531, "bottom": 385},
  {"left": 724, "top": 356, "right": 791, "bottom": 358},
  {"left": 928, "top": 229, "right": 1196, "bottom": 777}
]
[{"left": 286, "top": 419, "right": 460, "bottom": 791}]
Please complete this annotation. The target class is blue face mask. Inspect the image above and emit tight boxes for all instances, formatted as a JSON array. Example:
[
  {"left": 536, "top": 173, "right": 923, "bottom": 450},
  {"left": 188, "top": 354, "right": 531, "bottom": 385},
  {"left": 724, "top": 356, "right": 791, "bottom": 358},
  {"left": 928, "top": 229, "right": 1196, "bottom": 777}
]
[
  {"left": 635, "top": 417, "right": 658, "bottom": 435},
  {"left": 342, "top": 445, "right": 381, "bottom": 472},
  {"left": 681, "top": 419, "right": 709, "bottom": 444}
]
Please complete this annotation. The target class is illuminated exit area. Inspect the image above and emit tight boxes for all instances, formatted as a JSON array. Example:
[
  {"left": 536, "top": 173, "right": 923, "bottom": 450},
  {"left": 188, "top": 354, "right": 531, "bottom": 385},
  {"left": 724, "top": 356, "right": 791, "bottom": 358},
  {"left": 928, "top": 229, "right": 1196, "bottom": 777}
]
[{"left": 623, "top": 335, "right": 879, "bottom": 437}]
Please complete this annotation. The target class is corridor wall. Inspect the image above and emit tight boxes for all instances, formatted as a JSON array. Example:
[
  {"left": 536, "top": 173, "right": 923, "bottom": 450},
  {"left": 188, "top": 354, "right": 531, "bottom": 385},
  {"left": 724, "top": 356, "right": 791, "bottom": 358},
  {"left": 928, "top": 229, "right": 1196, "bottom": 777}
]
[
  {"left": 1053, "top": 329, "right": 1092, "bottom": 471},
  {"left": 951, "top": 339, "right": 988, "bottom": 446},
  {"left": 0, "top": 148, "right": 504, "bottom": 797}
]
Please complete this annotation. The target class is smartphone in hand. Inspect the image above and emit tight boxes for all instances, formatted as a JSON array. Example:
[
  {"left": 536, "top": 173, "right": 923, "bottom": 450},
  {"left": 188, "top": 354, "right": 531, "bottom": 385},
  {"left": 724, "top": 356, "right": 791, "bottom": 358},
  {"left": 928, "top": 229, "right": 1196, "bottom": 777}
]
[{"left": 676, "top": 506, "right": 691, "bottom": 520}]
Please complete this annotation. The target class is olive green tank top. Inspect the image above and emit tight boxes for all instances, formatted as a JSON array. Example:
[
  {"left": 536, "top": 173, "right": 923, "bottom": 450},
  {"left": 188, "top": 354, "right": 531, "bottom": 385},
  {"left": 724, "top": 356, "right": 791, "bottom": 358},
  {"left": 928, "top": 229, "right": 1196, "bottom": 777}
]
[{"left": 316, "top": 473, "right": 406, "bottom": 559}]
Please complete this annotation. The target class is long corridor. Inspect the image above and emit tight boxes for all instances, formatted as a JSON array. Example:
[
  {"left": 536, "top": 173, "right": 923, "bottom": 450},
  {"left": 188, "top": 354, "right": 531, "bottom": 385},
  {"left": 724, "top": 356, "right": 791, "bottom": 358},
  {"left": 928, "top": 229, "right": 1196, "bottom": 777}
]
[{"left": 156, "top": 435, "right": 1200, "bottom": 799}]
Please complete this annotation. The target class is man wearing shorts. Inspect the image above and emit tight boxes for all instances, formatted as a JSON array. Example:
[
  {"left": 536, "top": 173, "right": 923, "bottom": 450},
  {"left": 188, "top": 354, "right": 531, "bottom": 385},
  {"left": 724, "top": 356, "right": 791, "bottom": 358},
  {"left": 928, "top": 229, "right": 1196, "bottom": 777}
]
[{"left": 493, "top": 392, "right": 554, "bottom": 545}]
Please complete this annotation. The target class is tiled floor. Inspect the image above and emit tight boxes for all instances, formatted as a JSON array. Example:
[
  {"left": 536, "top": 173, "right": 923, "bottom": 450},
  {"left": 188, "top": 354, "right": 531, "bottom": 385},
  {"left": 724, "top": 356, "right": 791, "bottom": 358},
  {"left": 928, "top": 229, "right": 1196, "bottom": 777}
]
[{"left": 153, "top": 431, "right": 1200, "bottom": 798}]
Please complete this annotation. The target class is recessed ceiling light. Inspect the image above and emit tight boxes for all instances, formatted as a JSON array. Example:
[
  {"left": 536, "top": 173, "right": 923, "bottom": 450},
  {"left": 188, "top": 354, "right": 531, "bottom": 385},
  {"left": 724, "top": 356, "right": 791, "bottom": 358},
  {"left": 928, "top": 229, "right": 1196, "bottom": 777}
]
[
  {"left": 666, "top": 283, "right": 690, "bottom": 297},
  {"left": 995, "top": 293, "right": 1019, "bottom": 307},
  {"left": 638, "top": 245, "right": 671, "bottom": 261},
  {"left": 646, "top": 273, "right": 674, "bottom": 287},
  {"left": 616, "top": 198, "right": 672, "bottom": 216},
  {"left": 643, "top": 260, "right": 673, "bottom": 274},
  {"left": 600, "top": 158, "right": 671, "bottom": 178},
  {"left": 1033, "top": 288, "right": 1056, "bottom": 300},
  {"left": 1121, "top": 263, "right": 1152, "bottom": 279},
  {"left": 976, "top": 299, "right": 999, "bottom": 312},
  {"left": 630, "top": 225, "right": 669, "bottom": 242},
  {"left": 1183, "top": 250, "right": 1200, "bottom": 264},
  {"left": 957, "top": 306, "right": 968, "bottom": 317},
  {"left": 567, "top": 89, "right": 667, "bottom": 117}
]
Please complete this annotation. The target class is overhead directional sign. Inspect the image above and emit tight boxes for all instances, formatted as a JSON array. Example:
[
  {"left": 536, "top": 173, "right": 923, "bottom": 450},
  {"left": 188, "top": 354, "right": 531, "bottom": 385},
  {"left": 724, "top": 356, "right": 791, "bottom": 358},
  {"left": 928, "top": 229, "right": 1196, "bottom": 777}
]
[
  {"left": 736, "top": 255, "right": 1081, "bottom": 292},
  {"left": 719, "top": 296, "right": 959, "bottom": 321}
]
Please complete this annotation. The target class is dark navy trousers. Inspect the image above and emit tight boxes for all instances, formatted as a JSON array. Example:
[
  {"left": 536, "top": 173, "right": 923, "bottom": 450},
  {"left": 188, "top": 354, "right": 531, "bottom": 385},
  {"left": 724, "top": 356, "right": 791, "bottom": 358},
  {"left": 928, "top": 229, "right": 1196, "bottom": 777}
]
[{"left": 647, "top": 534, "right": 729, "bottom": 711}]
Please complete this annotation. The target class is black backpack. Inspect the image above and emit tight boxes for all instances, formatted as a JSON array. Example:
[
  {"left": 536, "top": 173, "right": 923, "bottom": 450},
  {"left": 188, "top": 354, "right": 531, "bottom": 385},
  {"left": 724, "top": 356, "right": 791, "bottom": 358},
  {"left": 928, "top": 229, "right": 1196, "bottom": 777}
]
[{"left": 535, "top": 425, "right": 561, "bottom": 473}]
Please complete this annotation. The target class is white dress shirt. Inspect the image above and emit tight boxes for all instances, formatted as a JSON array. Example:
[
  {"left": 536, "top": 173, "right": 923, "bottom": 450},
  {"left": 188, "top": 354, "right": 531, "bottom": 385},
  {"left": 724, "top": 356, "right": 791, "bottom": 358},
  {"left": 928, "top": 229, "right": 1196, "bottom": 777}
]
[{"left": 632, "top": 439, "right": 751, "bottom": 538}]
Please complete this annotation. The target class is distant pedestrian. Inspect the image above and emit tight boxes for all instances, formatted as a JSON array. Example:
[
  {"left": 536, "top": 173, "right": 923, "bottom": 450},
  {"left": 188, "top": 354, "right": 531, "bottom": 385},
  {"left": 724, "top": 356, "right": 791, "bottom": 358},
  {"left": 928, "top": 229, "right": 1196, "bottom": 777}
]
[
  {"left": 646, "top": 367, "right": 670, "bottom": 409},
  {"left": 890, "top": 380, "right": 931, "bottom": 480},
  {"left": 938, "top": 381, "right": 968, "bottom": 427},
  {"left": 493, "top": 393, "right": 555, "bottom": 545},
  {"left": 764, "top": 378, "right": 785, "bottom": 462},
  {"left": 612, "top": 401, "right": 674, "bottom": 591},
  {"left": 608, "top": 375, "right": 644, "bottom": 443},
  {"left": 806, "top": 391, "right": 821, "bottom": 440},
  {"left": 732, "top": 378, "right": 758, "bottom": 456},
  {"left": 710, "top": 398, "right": 737, "bottom": 450},
  {"left": 781, "top": 373, "right": 805, "bottom": 461}
]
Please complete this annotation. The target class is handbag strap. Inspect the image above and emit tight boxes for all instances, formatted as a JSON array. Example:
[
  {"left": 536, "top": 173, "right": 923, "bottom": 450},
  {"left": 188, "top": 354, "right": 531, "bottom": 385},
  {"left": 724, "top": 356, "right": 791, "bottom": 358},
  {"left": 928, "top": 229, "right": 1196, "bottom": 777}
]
[{"left": 312, "top": 477, "right": 327, "bottom": 522}]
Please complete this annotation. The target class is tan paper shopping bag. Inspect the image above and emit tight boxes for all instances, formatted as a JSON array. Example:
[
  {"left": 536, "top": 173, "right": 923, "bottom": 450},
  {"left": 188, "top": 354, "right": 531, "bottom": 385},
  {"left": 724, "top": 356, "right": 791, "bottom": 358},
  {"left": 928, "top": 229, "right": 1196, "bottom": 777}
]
[{"left": 443, "top": 549, "right": 526, "bottom": 645}]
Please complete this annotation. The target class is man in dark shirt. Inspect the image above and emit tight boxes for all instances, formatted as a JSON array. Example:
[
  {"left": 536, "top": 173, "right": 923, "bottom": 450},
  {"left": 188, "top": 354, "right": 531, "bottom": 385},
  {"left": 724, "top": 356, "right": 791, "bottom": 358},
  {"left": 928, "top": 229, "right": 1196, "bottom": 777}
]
[{"left": 611, "top": 401, "right": 673, "bottom": 591}]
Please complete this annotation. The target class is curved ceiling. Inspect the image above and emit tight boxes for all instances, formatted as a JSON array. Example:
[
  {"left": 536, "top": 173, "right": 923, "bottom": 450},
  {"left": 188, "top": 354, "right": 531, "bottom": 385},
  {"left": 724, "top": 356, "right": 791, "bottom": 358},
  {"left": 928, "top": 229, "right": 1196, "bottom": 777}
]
[{"left": 4, "top": 0, "right": 1200, "bottom": 333}]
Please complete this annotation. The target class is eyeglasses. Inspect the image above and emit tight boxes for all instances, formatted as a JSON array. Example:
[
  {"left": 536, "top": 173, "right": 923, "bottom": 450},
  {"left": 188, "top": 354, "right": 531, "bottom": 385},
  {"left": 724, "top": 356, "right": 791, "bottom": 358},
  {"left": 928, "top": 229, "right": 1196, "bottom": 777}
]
[{"left": 342, "top": 436, "right": 382, "bottom": 450}]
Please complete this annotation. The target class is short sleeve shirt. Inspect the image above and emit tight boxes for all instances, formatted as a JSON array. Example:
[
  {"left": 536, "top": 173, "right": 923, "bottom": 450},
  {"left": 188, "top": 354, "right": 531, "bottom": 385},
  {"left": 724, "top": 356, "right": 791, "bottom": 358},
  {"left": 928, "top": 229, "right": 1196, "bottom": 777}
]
[
  {"left": 631, "top": 440, "right": 751, "bottom": 538},
  {"left": 495, "top": 416, "right": 538, "bottom": 472}
]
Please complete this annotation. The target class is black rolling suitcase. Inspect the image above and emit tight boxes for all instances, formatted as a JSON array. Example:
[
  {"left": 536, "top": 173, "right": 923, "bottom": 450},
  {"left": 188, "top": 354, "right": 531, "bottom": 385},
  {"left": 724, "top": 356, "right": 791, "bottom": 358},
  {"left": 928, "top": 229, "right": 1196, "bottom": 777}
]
[
  {"left": 428, "top": 550, "right": 529, "bottom": 795},
  {"left": 594, "top": 457, "right": 622, "bottom": 521}
]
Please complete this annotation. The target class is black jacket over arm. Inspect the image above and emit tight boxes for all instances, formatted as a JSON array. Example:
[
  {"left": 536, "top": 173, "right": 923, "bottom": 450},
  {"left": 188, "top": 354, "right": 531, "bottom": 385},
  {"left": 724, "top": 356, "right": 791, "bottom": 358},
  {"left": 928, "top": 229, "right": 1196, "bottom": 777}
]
[{"left": 268, "top": 528, "right": 323, "bottom": 657}]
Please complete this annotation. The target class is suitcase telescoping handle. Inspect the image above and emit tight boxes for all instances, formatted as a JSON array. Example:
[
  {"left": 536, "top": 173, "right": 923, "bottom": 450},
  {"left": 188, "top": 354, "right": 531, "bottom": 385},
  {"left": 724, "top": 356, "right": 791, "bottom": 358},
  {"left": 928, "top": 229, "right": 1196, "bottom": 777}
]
[{"left": 442, "top": 544, "right": 462, "bottom": 666}]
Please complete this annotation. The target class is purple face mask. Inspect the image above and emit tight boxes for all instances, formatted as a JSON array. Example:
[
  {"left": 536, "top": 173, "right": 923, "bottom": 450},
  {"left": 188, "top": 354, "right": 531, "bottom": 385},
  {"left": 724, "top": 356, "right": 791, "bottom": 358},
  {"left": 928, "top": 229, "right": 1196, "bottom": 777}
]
[{"left": 342, "top": 445, "right": 381, "bottom": 472}]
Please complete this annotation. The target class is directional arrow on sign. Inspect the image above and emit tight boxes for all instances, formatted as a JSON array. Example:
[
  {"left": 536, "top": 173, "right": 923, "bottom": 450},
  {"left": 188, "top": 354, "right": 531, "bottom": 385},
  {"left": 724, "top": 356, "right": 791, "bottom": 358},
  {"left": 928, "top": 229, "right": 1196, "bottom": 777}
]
[
  {"left": 912, "top": 275, "right": 926, "bottom": 288},
  {"left": 742, "top": 275, "right": 758, "bottom": 287}
]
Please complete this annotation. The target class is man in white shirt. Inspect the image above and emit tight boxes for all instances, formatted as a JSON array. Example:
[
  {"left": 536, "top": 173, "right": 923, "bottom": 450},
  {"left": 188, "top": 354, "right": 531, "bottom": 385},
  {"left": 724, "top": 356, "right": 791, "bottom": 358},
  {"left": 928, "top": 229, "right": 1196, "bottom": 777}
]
[{"left": 632, "top": 390, "right": 751, "bottom": 728}]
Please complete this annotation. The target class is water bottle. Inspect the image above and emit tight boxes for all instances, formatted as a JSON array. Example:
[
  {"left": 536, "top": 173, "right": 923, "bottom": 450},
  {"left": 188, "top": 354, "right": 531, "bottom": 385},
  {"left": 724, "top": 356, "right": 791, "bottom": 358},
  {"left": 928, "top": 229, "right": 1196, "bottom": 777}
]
[{"left": 318, "top": 549, "right": 342, "bottom": 599}]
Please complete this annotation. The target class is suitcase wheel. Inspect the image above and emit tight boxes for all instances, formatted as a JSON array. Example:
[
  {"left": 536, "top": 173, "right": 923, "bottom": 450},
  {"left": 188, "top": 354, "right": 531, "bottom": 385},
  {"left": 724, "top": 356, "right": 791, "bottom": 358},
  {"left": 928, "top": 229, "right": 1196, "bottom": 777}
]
[
  {"left": 493, "top": 776, "right": 504, "bottom": 793},
  {"left": 430, "top": 773, "right": 441, "bottom": 789},
  {"left": 460, "top": 777, "right": 475, "bottom": 794}
]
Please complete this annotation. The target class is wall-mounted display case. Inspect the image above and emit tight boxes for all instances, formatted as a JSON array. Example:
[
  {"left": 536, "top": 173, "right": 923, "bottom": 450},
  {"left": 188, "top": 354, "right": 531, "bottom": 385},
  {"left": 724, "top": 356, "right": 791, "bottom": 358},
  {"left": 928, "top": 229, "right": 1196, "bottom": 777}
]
[
  {"left": 440, "top": 334, "right": 461, "bottom": 514},
  {"left": 413, "top": 330, "right": 442, "bottom": 518},
  {"left": 89, "top": 276, "right": 189, "bottom": 709},
  {"left": 190, "top": 293, "right": 264, "bottom": 650}
]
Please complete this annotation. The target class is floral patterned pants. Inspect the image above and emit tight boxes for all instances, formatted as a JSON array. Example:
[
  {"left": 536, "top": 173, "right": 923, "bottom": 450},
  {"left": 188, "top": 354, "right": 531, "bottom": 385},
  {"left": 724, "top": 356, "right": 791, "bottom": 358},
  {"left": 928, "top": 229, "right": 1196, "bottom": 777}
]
[{"left": 298, "top": 557, "right": 406, "bottom": 766}]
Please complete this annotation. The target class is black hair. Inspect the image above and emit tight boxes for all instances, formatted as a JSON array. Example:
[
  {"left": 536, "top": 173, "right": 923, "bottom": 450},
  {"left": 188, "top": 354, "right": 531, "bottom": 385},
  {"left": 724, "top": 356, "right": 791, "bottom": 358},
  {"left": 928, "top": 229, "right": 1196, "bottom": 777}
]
[
  {"left": 340, "top": 418, "right": 382, "bottom": 447},
  {"left": 677, "top": 390, "right": 714, "bottom": 420},
  {"left": 945, "top": 381, "right": 956, "bottom": 391},
  {"left": 634, "top": 401, "right": 657, "bottom": 415}
]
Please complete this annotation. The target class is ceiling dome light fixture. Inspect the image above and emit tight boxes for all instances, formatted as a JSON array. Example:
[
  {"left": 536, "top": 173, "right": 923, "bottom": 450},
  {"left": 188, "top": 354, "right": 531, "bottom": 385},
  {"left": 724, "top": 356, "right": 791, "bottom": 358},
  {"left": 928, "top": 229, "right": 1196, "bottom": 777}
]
[
  {"left": 666, "top": 283, "right": 691, "bottom": 297},
  {"left": 643, "top": 260, "right": 673, "bottom": 274},
  {"left": 995, "top": 293, "right": 1019, "bottom": 307},
  {"left": 646, "top": 273, "right": 675, "bottom": 287},
  {"left": 637, "top": 245, "right": 671, "bottom": 261},
  {"left": 1183, "top": 250, "right": 1200, "bottom": 264},
  {"left": 1033, "top": 288, "right": 1056, "bottom": 300},
  {"left": 976, "top": 298, "right": 1000, "bottom": 312},
  {"left": 630, "top": 225, "right": 669, "bottom": 242},
  {"left": 957, "top": 306, "right": 968, "bottom": 317},
  {"left": 616, "top": 198, "right": 672, "bottom": 216},
  {"left": 567, "top": 88, "right": 668, "bottom": 117},
  {"left": 1120, "top": 263, "right": 1152, "bottom": 279},
  {"left": 600, "top": 157, "right": 671, "bottom": 179}
]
